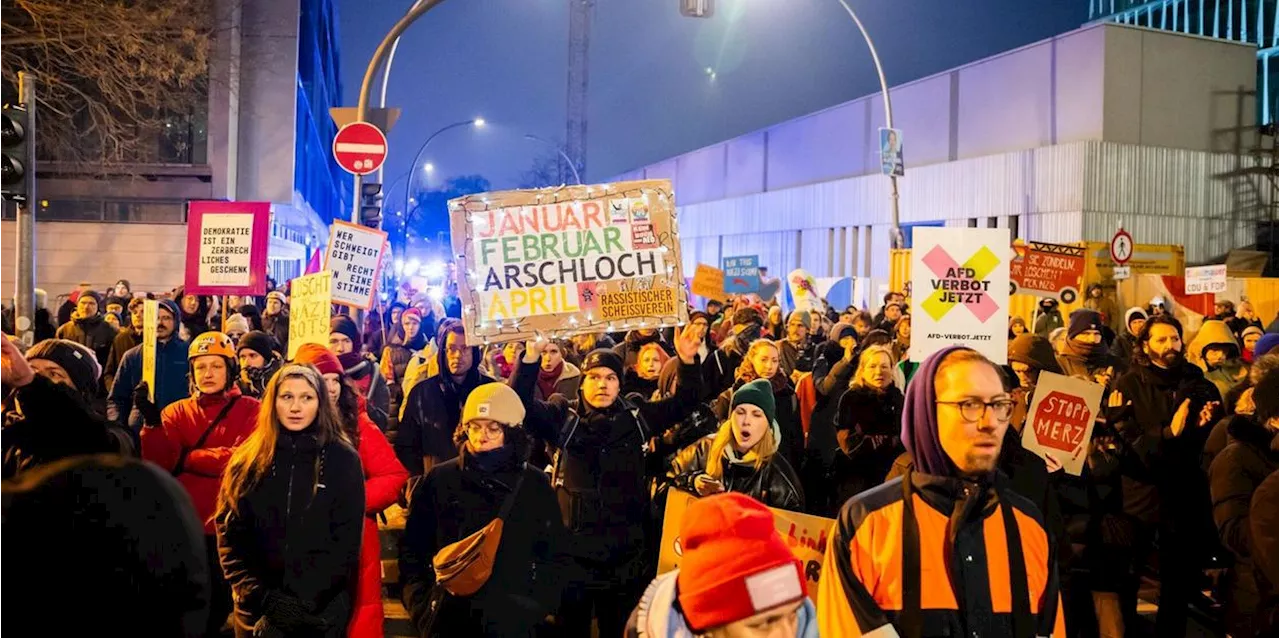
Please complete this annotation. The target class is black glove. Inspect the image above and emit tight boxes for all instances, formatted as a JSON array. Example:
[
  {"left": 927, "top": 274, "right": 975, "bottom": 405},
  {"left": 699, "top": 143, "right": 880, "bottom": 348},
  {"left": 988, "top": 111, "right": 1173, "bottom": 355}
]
[
  {"left": 261, "top": 590, "right": 327, "bottom": 633},
  {"left": 251, "top": 616, "right": 285, "bottom": 638},
  {"left": 133, "top": 381, "right": 162, "bottom": 426}
]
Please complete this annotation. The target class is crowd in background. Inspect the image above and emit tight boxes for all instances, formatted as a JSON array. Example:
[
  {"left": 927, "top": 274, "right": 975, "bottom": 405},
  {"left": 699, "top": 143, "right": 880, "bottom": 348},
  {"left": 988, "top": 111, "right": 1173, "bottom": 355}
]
[{"left": 2, "top": 274, "right": 1278, "bottom": 638}]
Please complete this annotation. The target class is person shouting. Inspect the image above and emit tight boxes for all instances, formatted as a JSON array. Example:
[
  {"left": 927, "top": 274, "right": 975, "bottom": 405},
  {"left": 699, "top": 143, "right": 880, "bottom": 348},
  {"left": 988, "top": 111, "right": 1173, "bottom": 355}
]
[
  {"left": 668, "top": 377, "right": 804, "bottom": 511},
  {"left": 512, "top": 327, "right": 704, "bottom": 638},
  {"left": 817, "top": 346, "right": 1065, "bottom": 636},
  {"left": 295, "top": 344, "right": 408, "bottom": 637},
  {"left": 399, "top": 383, "right": 569, "bottom": 637},
  {"left": 711, "top": 339, "right": 805, "bottom": 472},
  {"left": 215, "top": 364, "right": 364, "bottom": 638},
  {"left": 138, "top": 331, "right": 261, "bottom": 637}
]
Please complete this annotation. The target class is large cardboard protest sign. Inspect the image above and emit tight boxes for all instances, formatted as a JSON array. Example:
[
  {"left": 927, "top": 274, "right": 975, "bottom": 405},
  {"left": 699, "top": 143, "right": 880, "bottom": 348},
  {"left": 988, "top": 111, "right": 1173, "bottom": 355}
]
[
  {"left": 691, "top": 264, "right": 727, "bottom": 302},
  {"left": 1010, "top": 241, "right": 1085, "bottom": 303},
  {"left": 324, "top": 220, "right": 387, "bottom": 309},
  {"left": 1020, "top": 372, "right": 1104, "bottom": 476},
  {"left": 142, "top": 299, "right": 158, "bottom": 402},
  {"left": 287, "top": 271, "right": 332, "bottom": 359},
  {"left": 658, "top": 489, "right": 834, "bottom": 595},
  {"left": 448, "top": 180, "right": 687, "bottom": 345},
  {"left": 910, "top": 227, "right": 1010, "bottom": 364},
  {"left": 722, "top": 255, "right": 760, "bottom": 294},
  {"left": 185, "top": 201, "right": 270, "bottom": 295}
]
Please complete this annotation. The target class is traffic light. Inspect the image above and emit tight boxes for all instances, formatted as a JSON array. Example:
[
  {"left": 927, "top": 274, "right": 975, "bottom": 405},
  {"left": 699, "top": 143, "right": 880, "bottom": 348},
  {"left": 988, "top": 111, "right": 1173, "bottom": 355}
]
[
  {"left": 679, "top": 0, "right": 714, "bottom": 18},
  {"left": 360, "top": 181, "right": 383, "bottom": 228},
  {"left": 2, "top": 102, "right": 28, "bottom": 201}
]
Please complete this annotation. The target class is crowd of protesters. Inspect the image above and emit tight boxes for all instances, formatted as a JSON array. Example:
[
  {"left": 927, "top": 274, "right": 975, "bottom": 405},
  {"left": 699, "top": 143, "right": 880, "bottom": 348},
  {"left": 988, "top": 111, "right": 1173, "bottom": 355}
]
[{"left": 3, "top": 273, "right": 1278, "bottom": 638}]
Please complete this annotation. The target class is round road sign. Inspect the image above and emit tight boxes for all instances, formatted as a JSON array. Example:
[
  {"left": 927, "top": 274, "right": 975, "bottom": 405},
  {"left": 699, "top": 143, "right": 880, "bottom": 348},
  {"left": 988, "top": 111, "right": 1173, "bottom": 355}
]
[
  {"left": 333, "top": 122, "right": 388, "bottom": 176},
  {"left": 1109, "top": 228, "right": 1133, "bottom": 265}
]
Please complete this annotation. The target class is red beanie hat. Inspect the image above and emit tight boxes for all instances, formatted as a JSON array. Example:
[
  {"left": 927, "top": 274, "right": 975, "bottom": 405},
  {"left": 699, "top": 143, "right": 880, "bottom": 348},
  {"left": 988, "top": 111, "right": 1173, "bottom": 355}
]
[
  {"left": 676, "top": 493, "right": 806, "bottom": 631},
  {"left": 293, "top": 342, "right": 342, "bottom": 376}
]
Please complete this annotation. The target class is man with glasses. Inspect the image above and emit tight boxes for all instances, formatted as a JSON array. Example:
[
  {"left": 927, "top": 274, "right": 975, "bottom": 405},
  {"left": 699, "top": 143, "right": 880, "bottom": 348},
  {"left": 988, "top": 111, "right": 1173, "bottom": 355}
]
[
  {"left": 1057, "top": 309, "right": 1118, "bottom": 389},
  {"left": 818, "top": 346, "right": 1065, "bottom": 637}
]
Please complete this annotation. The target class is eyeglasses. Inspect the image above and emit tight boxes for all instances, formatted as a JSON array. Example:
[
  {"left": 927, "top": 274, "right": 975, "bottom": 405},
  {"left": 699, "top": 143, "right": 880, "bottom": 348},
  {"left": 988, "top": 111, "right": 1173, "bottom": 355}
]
[
  {"left": 936, "top": 399, "right": 1016, "bottom": 423},
  {"left": 466, "top": 422, "right": 504, "bottom": 436}
]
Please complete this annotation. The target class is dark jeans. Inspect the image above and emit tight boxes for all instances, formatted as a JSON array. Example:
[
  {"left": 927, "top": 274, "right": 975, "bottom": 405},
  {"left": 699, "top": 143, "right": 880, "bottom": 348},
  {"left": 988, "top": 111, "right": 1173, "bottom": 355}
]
[{"left": 206, "top": 535, "right": 233, "bottom": 637}]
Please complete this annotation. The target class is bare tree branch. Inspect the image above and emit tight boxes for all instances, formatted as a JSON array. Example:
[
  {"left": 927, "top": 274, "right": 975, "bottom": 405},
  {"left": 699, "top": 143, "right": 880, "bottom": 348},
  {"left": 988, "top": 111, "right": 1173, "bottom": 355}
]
[{"left": 2, "top": 0, "right": 216, "bottom": 167}]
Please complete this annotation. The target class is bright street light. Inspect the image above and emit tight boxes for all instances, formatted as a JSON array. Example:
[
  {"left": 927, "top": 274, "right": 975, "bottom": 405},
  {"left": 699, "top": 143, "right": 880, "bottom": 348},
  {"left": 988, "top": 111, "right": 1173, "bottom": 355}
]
[
  {"left": 423, "top": 163, "right": 435, "bottom": 172},
  {"left": 474, "top": 118, "right": 486, "bottom": 128}
]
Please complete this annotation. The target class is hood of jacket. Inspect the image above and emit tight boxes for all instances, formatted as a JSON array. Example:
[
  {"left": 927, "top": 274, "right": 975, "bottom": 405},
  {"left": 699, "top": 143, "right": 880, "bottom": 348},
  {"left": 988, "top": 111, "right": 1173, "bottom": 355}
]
[
  {"left": 1123, "top": 307, "right": 1147, "bottom": 332},
  {"left": 434, "top": 322, "right": 482, "bottom": 379},
  {"left": 1190, "top": 320, "right": 1241, "bottom": 364},
  {"left": 1226, "top": 414, "right": 1278, "bottom": 454},
  {"left": 629, "top": 571, "right": 818, "bottom": 638},
  {"left": 1008, "top": 334, "right": 1063, "bottom": 374}
]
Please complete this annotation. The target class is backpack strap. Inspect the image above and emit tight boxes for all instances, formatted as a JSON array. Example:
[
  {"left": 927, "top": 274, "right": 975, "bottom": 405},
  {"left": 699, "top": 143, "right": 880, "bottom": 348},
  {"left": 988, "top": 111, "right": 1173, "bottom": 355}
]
[
  {"left": 497, "top": 464, "right": 530, "bottom": 521},
  {"left": 173, "top": 396, "right": 240, "bottom": 477},
  {"left": 551, "top": 407, "right": 581, "bottom": 488}
]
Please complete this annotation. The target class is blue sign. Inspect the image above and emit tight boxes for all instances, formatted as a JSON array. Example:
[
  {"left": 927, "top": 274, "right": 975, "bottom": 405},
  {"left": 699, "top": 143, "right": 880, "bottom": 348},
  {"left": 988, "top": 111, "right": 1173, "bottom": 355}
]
[
  {"left": 879, "top": 127, "right": 904, "bottom": 177},
  {"left": 722, "top": 255, "right": 760, "bottom": 294}
]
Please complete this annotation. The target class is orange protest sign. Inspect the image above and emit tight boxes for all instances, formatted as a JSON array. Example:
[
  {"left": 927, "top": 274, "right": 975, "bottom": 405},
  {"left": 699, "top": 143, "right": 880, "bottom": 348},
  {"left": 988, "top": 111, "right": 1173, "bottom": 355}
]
[{"left": 691, "top": 264, "right": 727, "bottom": 302}]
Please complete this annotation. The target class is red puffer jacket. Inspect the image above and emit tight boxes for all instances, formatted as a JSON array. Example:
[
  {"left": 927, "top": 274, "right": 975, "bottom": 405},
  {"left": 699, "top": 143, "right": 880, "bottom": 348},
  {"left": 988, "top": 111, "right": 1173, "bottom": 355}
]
[
  {"left": 348, "top": 404, "right": 409, "bottom": 638},
  {"left": 141, "top": 386, "right": 260, "bottom": 534}
]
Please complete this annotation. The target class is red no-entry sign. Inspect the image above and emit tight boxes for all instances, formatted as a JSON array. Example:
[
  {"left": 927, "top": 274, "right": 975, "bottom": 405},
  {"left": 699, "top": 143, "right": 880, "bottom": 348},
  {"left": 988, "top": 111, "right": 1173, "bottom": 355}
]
[{"left": 333, "top": 122, "right": 387, "bottom": 175}]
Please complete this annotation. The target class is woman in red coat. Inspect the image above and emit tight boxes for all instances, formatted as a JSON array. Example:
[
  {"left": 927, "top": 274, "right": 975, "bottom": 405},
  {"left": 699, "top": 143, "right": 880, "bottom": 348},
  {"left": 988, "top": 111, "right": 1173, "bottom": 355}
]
[{"left": 295, "top": 343, "right": 409, "bottom": 637}]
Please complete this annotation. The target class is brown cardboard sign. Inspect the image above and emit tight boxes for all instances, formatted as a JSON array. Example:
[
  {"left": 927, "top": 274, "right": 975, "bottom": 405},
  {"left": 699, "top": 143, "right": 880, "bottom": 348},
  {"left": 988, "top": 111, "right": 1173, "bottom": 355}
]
[
  {"left": 691, "top": 263, "right": 727, "bottom": 302},
  {"left": 449, "top": 179, "right": 687, "bottom": 345}
]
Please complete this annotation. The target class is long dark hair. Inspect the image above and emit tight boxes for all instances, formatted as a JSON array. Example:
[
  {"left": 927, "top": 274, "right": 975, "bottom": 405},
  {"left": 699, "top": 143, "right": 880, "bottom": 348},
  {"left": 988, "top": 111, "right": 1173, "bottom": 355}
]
[
  {"left": 335, "top": 377, "right": 362, "bottom": 449},
  {"left": 216, "top": 365, "right": 349, "bottom": 517},
  {"left": 1132, "top": 314, "right": 1183, "bottom": 367}
]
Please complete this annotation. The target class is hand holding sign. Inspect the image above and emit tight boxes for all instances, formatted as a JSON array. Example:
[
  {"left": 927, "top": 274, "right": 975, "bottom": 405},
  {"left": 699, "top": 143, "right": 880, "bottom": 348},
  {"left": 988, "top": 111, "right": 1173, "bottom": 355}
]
[{"left": 523, "top": 337, "right": 547, "bottom": 364}]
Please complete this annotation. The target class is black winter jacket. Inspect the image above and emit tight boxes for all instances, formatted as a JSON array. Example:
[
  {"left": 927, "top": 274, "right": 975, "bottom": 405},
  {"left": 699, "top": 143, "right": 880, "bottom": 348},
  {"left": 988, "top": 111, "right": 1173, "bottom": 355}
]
[
  {"left": 216, "top": 430, "right": 364, "bottom": 637},
  {"left": 1110, "top": 360, "right": 1220, "bottom": 525},
  {"left": 1209, "top": 415, "right": 1278, "bottom": 637},
  {"left": 55, "top": 314, "right": 118, "bottom": 366},
  {"left": 801, "top": 353, "right": 857, "bottom": 516},
  {"left": 395, "top": 363, "right": 495, "bottom": 476},
  {"left": 512, "top": 357, "right": 702, "bottom": 574},
  {"left": 668, "top": 436, "right": 804, "bottom": 511},
  {"left": 832, "top": 384, "right": 904, "bottom": 506},
  {"left": 712, "top": 376, "right": 805, "bottom": 473},
  {"left": 399, "top": 451, "right": 569, "bottom": 637}
]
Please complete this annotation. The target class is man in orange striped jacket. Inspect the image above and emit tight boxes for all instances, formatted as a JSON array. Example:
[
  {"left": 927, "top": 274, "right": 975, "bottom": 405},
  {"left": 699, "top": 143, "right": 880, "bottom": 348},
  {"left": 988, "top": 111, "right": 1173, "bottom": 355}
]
[{"left": 817, "top": 346, "right": 1065, "bottom": 637}]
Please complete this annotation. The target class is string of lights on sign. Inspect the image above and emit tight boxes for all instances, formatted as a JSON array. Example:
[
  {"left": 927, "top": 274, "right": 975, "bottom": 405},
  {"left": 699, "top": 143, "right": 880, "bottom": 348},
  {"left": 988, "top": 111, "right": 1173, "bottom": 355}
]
[{"left": 448, "top": 180, "right": 687, "bottom": 345}]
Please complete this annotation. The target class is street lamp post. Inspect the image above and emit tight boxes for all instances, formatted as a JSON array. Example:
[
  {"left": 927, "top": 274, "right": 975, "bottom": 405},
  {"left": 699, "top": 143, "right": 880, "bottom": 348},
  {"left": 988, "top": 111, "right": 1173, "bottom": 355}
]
[
  {"left": 524, "top": 134, "right": 583, "bottom": 185},
  {"left": 403, "top": 118, "right": 485, "bottom": 220},
  {"left": 833, "top": 0, "right": 903, "bottom": 250}
]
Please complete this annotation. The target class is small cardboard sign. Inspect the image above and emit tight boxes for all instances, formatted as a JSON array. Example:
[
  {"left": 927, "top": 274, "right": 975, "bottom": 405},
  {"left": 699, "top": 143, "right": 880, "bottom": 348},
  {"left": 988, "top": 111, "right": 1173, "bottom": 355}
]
[
  {"left": 142, "top": 299, "right": 158, "bottom": 402},
  {"left": 657, "top": 489, "right": 834, "bottom": 595},
  {"left": 1020, "top": 372, "right": 1104, "bottom": 476},
  {"left": 287, "top": 271, "right": 332, "bottom": 359},
  {"left": 691, "top": 264, "right": 726, "bottom": 302}
]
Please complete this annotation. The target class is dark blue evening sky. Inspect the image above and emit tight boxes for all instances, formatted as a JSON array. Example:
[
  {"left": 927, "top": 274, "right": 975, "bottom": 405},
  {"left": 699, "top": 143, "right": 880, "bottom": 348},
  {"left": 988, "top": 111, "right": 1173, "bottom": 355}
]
[{"left": 338, "top": 0, "right": 1083, "bottom": 191}]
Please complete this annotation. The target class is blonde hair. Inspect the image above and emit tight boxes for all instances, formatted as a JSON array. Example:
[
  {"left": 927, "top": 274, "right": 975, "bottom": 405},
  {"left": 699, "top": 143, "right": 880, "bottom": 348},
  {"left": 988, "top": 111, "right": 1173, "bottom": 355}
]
[
  {"left": 851, "top": 345, "right": 896, "bottom": 390},
  {"left": 736, "top": 338, "right": 780, "bottom": 381},
  {"left": 216, "top": 364, "right": 349, "bottom": 518},
  {"left": 705, "top": 413, "right": 779, "bottom": 480}
]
